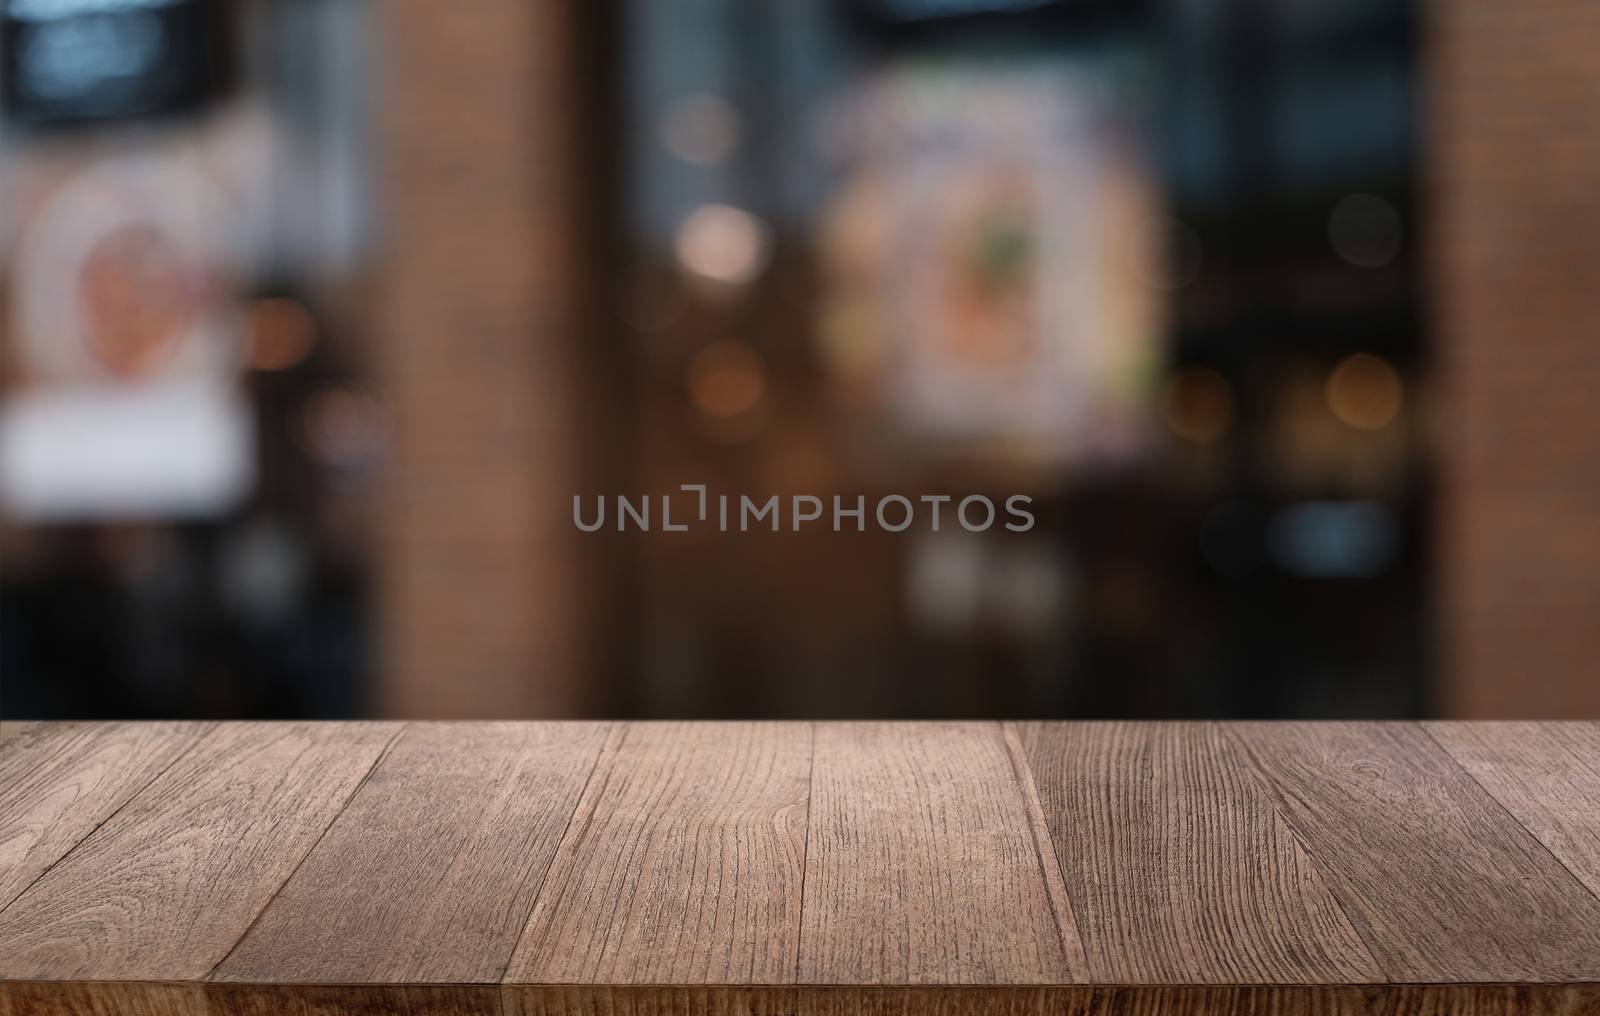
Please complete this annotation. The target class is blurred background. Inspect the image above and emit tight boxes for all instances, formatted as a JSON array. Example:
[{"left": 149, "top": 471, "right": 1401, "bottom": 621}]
[{"left": 0, "top": 0, "right": 1594, "bottom": 722}]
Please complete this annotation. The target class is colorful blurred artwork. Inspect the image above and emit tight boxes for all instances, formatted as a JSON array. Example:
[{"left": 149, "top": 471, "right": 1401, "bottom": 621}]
[
  {"left": 929, "top": 165, "right": 1038, "bottom": 367},
  {"left": 0, "top": 145, "right": 253, "bottom": 519},
  {"left": 820, "top": 59, "right": 1160, "bottom": 469}
]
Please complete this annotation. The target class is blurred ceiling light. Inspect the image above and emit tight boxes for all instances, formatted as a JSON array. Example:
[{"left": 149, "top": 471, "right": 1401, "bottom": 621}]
[
  {"left": 1326, "top": 353, "right": 1403, "bottom": 430},
  {"left": 686, "top": 340, "right": 767, "bottom": 420},
  {"left": 660, "top": 93, "right": 742, "bottom": 166},
  {"left": 1161, "top": 366, "right": 1234, "bottom": 443},
  {"left": 675, "top": 204, "right": 771, "bottom": 288},
  {"left": 246, "top": 297, "right": 317, "bottom": 371},
  {"left": 1328, "top": 193, "right": 1403, "bottom": 268}
]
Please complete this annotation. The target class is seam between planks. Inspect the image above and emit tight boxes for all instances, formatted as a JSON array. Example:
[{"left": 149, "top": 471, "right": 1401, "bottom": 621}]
[
  {"left": 1001, "top": 721, "right": 1092, "bottom": 979},
  {"left": 496, "top": 721, "right": 624, "bottom": 985},
  {"left": 792, "top": 720, "right": 818, "bottom": 984},
  {"left": 1421, "top": 722, "right": 1600, "bottom": 913},
  {"left": 203, "top": 721, "right": 411, "bottom": 981},
  {"left": 1215, "top": 721, "right": 1389, "bottom": 982},
  {"left": 0, "top": 721, "right": 221, "bottom": 920}
]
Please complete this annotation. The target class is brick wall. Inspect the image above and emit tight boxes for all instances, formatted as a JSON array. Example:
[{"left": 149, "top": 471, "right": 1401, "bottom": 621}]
[
  {"left": 374, "top": 0, "right": 592, "bottom": 717},
  {"left": 1431, "top": 0, "right": 1600, "bottom": 716}
]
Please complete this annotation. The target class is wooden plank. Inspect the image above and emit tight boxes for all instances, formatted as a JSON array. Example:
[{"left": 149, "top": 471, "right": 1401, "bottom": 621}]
[
  {"left": 214, "top": 722, "right": 611, "bottom": 984},
  {"left": 0, "top": 721, "right": 41, "bottom": 742},
  {"left": 1012, "top": 722, "right": 1381, "bottom": 983},
  {"left": 504, "top": 722, "right": 811, "bottom": 984},
  {"left": 1358, "top": 986, "right": 1600, "bottom": 1016},
  {"left": 505, "top": 986, "right": 1077, "bottom": 1016},
  {"left": 1073, "top": 986, "right": 1600, "bottom": 1016},
  {"left": 1426, "top": 722, "right": 1600, "bottom": 901},
  {"left": 206, "top": 983, "right": 500, "bottom": 1016},
  {"left": 0, "top": 982, "right": 499, "bottom": 1016},
  {"left": 10, "top": 983, "right": 1595, "bottom": 1016},
  {"left": 498, "top": 984, "right": 1600, "bottom": 1016},
  {"left": 1226, "top": 722, "right": 1600, "bottom": 982},
  {"left": 502, "top": 985, "right": 798, "bottom": 1016},
  {"left": 3, "top": 719, "right": 1600, "bottom": 1015},
  {"left": 0, "top": 722, "right": 210, "bottom": 912},
  {"left": 0, "top": 982, "right": 207, "bottom": 1016},
  {"left": 797, "top": 722, "right": 1083, "bottom": 985},
  {"left": 0, "top": 722, "right": 400, "bottom": 981}
]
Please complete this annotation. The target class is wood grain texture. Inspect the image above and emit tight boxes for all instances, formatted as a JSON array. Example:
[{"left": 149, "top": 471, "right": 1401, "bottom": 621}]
[
  {"left": 0, "top": 982, "right": 208, "bottom": 1016},
  {"left": 3, "top": 720, "right": 1600, "bottom": 1016},
  {"left": 798, "top": 722, "right": 1083, "bottom": 985},
  {"left": 9, "top": 983, "right": 1596, "bottom": 1016},
  {"left": 506, "top": 986, "right": 1076, "bottom": 1016},
  {"left": 1013, "top": 722, "right": 1382, "bottom": 984},
  {"left": 0, "top": 722, "right": 400, "bottom": 981},
  {"left": 0, "top": 983, "right": 497, "bottom": 1016},
  {"left": 503, "top": 985, "right": 795, "bottom": 1016},
  {"left": 214, "top": 722, "right": 611, "bottom": 984},
  {"left": 499, "top": 985, "right": 1600, "bottom": 1016},
  {"left": 504, "top": 722, "right": 811, "bottom": 984},
  {"left": 1225, "top": 721, "right": 1600, "bottom": 982},
  {"left": 6, "top": 992, "right": 1593, "bottom": 1016},
  {"left": 1427, "top": 721, "right": 1600, "bottom": 901},
  {"left": 0, "top": 721, "right": 41, "bottom": 742},
  {"left": 206, "top": 983, "right": 501, "bottom": 1016},
  {"left": 0, "top": 722, "right": 210, "bottom": 912}
]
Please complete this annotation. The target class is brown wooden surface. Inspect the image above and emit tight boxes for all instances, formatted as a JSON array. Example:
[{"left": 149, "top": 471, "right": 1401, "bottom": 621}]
[
  {"left": 1, "top": 721, "right": 1599, "bottom": 1016},
  {"left": 1014, "top": 722, "right": 1380, "bottom": 984},
  {"left": 1425, "top": 722, "right": 1600, "bottom": 900},
  {"left": 799, "top": 722, "right": 1084, "bottom": 985},
  {"left": 1226, "top": 722, "right": 1600, "bottom": 982},
  {"left": 215, "top": 722, "right": 611, "bottom": 984},
  {"left": 505, "top": 722, "right": 811, "bottom": 984},
  {"left": 0, "top": 722, "right": 210, "bottom": 912},
  {"left": 0, "top": 722, "right": 399, "bottom": 981}
]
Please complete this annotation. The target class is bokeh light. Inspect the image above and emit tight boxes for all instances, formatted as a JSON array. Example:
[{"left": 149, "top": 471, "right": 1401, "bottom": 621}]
[
  {"left": 686, "top": 340, "right": 767, "bottom": 421},
  {"left": 246, "top": 297, "right": 317, "bottom": 371},
  {"left": 674, "top": 204, "right": 771, "bottom": 287},
  {"left": 1328, "top": 194, "right": 1403, "bottom": 268},
  {"left": 1326, "top": 353, "right": 1403, "bottom": 431},
  {"left": 660, "top": 93, "right": 742, "bottom": 166}
]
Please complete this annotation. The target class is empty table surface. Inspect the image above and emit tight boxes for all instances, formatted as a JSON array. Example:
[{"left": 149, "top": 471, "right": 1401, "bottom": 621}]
[{"left": 1, "top": 721, "right": 1598, "bottom": 1015}]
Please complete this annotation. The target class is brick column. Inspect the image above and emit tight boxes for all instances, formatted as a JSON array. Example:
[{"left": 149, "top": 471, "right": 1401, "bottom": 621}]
[
  {"left": 1431, "top": 0, "right": 1600, "bottom": 716},
  {"left": 374, "top": 0, "right": 590, "bottom": 716}
]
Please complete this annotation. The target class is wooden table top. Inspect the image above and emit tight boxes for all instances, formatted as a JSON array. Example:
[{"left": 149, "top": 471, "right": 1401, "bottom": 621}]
[{"left": 1, "top": 721, "right": 1598, "bottom": 1015}]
